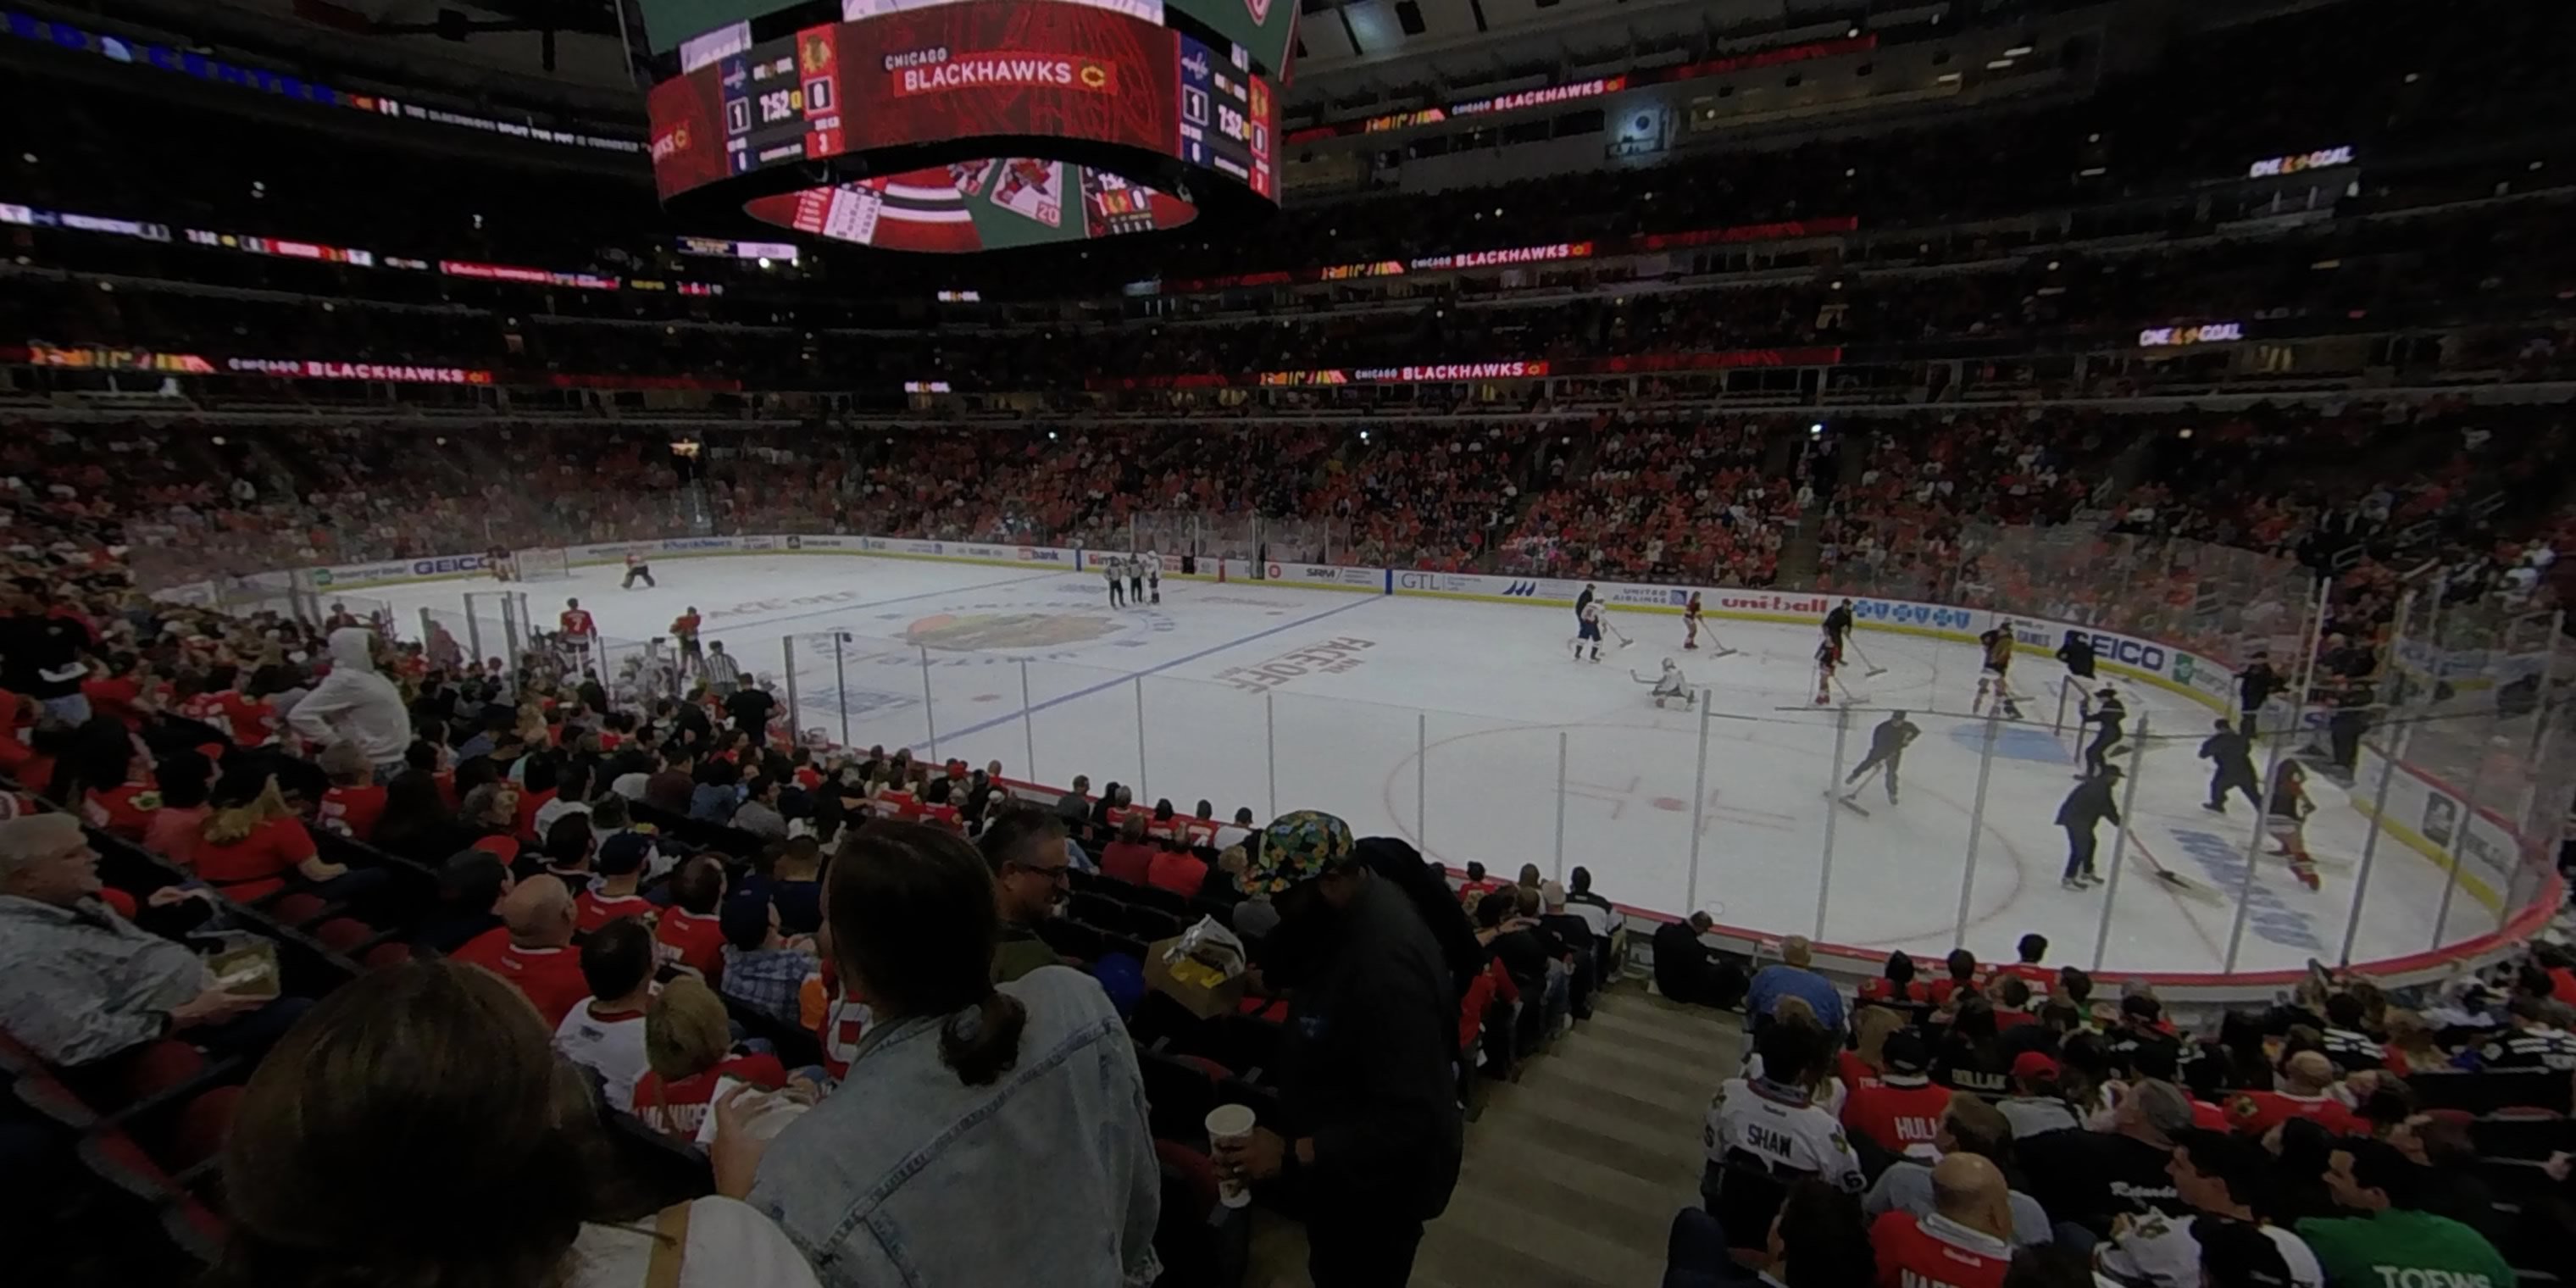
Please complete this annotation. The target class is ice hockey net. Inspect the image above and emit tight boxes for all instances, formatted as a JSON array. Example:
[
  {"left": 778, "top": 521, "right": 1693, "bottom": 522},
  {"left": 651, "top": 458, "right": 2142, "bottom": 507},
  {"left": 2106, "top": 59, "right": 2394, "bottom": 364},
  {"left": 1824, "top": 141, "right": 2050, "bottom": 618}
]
[{"left": 512, "top": 547, "right": 572, "bottom": 580}]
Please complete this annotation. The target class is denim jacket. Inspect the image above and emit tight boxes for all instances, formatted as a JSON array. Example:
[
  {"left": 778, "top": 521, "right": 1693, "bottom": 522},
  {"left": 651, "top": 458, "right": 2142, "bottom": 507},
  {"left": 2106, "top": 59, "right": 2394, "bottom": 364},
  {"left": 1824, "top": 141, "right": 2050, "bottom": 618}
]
[{"left": 746, "top": 966, "right": 1161, "bottom": 1288}]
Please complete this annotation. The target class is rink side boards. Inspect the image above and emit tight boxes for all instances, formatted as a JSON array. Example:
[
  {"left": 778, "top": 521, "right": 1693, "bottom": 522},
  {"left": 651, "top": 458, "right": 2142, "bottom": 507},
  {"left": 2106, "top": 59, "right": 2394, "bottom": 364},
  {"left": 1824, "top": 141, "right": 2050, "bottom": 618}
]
[{"left": 201, "top": 530, "right": 2555, "bottom": 1004}]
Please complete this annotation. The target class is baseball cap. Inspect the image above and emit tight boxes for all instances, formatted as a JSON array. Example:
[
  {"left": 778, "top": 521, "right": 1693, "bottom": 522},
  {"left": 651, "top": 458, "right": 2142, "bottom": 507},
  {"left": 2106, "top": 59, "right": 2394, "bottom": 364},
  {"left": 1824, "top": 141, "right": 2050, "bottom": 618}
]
[
  {"left": 1240, "top": 809, "right": 1357, "bottom": 896},
  {"left": 597, "top": 831, "right": 656, "bottom": 876},
  {"left": 2010, "top": 1052, "right": 2061, "bottom": 1083},
  {"left": 1879, "top": 1030, "right": 1930, "bottom": 1076}
]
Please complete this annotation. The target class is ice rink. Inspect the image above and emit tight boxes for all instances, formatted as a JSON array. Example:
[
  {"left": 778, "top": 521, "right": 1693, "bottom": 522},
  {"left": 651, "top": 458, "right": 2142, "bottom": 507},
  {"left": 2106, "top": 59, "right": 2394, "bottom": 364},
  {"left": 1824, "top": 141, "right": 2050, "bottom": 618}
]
[{"left": 369, "top": 553, "right": 2479, "bottom": 977}]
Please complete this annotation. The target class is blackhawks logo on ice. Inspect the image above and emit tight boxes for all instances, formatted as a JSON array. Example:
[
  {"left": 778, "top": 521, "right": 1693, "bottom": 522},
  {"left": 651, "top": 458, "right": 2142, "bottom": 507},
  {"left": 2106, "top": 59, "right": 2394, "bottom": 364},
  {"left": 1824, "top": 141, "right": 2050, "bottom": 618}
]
[
  {"left": 891, "top": 597, "right": 1176, "bottom": 666},
  {"left": 905, "top": 612, "right": 1113, "bottom": 652}
]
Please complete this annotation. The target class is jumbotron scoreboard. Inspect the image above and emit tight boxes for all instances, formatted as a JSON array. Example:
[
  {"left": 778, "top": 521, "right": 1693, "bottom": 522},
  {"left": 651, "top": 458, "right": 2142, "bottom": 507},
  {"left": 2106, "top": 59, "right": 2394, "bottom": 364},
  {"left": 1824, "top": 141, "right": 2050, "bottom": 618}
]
[{"left": 630, "top": 0, "right": 1285, "bottom": 251}]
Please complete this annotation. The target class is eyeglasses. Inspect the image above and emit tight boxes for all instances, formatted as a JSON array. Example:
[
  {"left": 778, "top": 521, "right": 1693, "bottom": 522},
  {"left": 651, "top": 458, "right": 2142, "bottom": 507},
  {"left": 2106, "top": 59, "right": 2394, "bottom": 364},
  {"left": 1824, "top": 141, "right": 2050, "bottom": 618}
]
[{"left": 1015, "top": 863, "right": 1073, "bottom": 884}]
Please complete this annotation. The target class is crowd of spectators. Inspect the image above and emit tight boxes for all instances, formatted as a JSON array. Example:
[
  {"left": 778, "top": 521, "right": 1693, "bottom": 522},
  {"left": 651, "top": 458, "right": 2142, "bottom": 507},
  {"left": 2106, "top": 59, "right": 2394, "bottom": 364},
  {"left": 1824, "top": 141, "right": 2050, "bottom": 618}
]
[
  {"left": 1674, "top": 930, "right": 2576, "bottom": 1285},
  {"left": 0, "top": 536, "right": 1502, "bottom": 1284}
]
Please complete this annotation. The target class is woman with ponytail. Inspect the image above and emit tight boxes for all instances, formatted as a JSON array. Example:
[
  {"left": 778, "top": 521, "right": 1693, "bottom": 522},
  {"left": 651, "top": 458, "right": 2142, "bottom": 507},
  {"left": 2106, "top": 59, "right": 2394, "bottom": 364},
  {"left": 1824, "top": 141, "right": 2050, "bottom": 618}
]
[{"left": 729, "top": 822, "right": 1162, "bottom": 1288}]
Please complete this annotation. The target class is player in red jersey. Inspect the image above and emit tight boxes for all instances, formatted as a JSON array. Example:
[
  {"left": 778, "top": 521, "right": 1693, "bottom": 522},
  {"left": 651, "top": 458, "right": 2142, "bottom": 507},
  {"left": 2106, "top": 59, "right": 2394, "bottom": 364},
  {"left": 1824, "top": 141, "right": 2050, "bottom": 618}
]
[{"left": 559, "top": 598, "right": 597, "bottom": 640}]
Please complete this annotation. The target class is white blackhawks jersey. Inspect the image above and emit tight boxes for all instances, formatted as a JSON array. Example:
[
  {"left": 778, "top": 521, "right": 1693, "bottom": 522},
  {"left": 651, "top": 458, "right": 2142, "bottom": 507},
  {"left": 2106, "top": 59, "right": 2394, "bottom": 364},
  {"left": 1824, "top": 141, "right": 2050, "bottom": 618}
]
[{"left": 1706, "top": 1077, "right": 1866, "bottom": 1193}]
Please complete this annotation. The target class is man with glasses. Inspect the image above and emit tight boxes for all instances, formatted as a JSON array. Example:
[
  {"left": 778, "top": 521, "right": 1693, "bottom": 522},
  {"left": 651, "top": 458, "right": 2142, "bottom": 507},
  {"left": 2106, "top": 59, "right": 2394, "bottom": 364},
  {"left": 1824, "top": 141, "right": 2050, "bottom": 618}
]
[{"left": 977, "top": 807, "right": 1070, "bottom": 982}]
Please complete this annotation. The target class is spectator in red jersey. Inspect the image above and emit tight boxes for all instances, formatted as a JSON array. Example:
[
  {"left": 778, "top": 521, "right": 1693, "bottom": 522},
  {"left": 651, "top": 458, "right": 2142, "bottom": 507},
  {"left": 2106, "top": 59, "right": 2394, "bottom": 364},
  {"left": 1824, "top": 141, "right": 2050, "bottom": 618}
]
[
  {"left": 633, "top": 975, "right": 786, "bottom": 1141},
  {"left": 194, "top": 763, "right": 363, "bottom": 902},
  {"left": 1995, "top": 934, "right": 2053, "bottom": 999},
  {"left": 1144, "top": 836, "right": 1208, "bottom": 898},
  {"left": 2228, "top": 1052, "right": 2360, "bottom": 1137},
  {"left": 1869, "top": 1153, "right": 2018, "bottom": 1288},
  {"left": 79, "top": 652, "right": 151, "bottom": 731},
  {"left": 51, "top": 719, "right": 158, "bottom": 841},
  {"left": 1098, "top": 813, "right": 1156, "bottom": 886},
  {"left": 1842, "top": 1030, "right": 1952, "bottom": 1162},
  {"left": 575, "top": 833, "right": 658, "bottom": 934},
  {"left": 142, "top": 750, "right": 214, "bottom": 867},
  {"left": 1992, "top": 977, "right": 2040, "bottom": 1032},
  {"left": 451, "top": 874, "right": 590, "bottom": 1027},
  {"left": 314, "top": 742, "right": 386, "bottom": 841},
  {"left": 1860, "top": 950, "right": 1931, "bottom": 1007},
  {"left": 212, "top": 960, "right": 820, "bottom": 1288},
  {"left": 1929, "top": 949, "right": 1985, "bottom": 1008},
  {"left": 656, "top": 855, "right": 730, "bottom": 980}
]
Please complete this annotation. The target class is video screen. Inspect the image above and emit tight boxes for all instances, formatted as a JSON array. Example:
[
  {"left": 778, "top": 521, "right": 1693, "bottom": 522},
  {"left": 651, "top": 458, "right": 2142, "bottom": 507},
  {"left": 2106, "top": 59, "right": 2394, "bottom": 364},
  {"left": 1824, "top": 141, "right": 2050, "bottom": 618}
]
[
  {"left": 744, "top": 161, "right": 1196, "bottom": 251},
  {"left": 647, "top": 0, "right": 1275, "bottom": 240}
]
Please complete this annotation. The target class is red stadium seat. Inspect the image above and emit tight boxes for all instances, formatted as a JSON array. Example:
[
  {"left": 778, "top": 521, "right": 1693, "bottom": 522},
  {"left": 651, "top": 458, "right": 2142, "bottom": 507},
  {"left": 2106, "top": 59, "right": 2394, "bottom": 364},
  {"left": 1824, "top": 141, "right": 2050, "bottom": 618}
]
[
  {"left": 363, "top": 941, "right": 416, "bottom": 970},
  {"left": 166, "top": 1085, "right": 243, "bottom": 1174},
  {"left": 269, "top": 892, "right": 329, "bottom": 928},
  {"left": 311, "top": 916, "right": 378, "bottom": 954},
  {"left": 119, "top": 1040, "right": 209, "bottom": 1105}
]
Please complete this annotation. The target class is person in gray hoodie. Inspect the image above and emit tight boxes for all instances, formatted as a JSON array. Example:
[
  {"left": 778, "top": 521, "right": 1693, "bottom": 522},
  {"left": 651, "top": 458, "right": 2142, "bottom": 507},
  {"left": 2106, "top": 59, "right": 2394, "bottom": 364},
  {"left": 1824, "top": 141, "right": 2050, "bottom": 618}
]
[{"left": 286, "top": 626, "right": 413, "bottom": 779}]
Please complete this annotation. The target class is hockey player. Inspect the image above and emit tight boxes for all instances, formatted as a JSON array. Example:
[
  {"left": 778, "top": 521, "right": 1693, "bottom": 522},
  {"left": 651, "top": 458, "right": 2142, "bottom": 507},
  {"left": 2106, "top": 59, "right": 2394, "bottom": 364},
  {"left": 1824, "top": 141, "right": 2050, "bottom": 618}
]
[
  {"left": 1641, "top": 658, "right": 1692, "bottom": 708},
  {"left": 1973, "top": 620, "right": 2023, "bottom": 718},
  {"left": 2054, "top": 630, "right": 2097, "bottom": 681},
  {"left": 1843, "top": 710, "right": 1920, "bottom": 805},
  {"left": 487, "top": 546, "right": 513, "bottom": 581},
  {"left": 2265, "top": 760, "right": 2321, "bottom": 890},
  {"left": 1575, "top": 582, "right": 1597, "bottom": 623},
  {"left": 1146, "top": 554, "right": 1162, "bottom": 605},
  {"left": 1125, "top": 556, "right": 1145, "bottom": 607},
  {"left": 2076, "top": 686, "right": 2127, "bottom": 779},
  {"left": 1813, "top": 635, "right": 1840, "bottom": 704},
  {"left": 670, "top": 607, "right": 703, "bottom": 675},
  {"left": 2055, "top": 765, "right": 2123, "bottom": 891},
  {"left": 559, "top": 598, "right": 597, "bottom": 642},
  {"left": 2198, "top": 719, "right": 2261, "bottom": 813},
  {"left": 1573, "top": 599, "right": 1605, "bottom": 663},
  {"left": 622, "top": 550, "right": 656, "bottom": 590},
  {"left": 1822, "top": 599, "right": 1855, "bottom": 667},
  {"left": 1683, "top": 592, "right": 1704, "bottom": 650},
  {"left": 1104, "top": 558, "right": 1124, "bottom": 608}
]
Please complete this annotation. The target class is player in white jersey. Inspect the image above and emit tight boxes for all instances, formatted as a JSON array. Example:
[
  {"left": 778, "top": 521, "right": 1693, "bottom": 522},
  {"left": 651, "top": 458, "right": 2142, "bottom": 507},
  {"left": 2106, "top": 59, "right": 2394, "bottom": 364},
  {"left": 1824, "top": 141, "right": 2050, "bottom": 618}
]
[
  {"left": 1637, "top": 658, "right": 1694, "bottom": 708},
  {"left": 1572, "top": 600, "right": 1605, "bottom": 663}
]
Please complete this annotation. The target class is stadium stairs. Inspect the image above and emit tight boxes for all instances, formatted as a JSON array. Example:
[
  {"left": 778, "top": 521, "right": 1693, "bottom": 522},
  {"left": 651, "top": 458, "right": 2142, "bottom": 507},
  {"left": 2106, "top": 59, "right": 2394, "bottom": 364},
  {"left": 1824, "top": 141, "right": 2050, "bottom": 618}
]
[{"left": 1244, "top": 980, "right": 1741, "bottom": 1288}]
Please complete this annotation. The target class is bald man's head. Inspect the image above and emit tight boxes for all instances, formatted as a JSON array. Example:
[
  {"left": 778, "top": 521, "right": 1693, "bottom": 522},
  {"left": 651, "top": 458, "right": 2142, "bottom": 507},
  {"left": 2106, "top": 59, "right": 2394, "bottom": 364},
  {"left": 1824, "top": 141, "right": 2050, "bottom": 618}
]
[
  {"left": 2283, "top": 1050, "right": 2336, "bottom": 1094},
  {"left": 501, "top": 874, "right": 576, "bottom": 949},
  {"left": 1929, "top": 1152, "right": 2012, "bottom": 1240}
]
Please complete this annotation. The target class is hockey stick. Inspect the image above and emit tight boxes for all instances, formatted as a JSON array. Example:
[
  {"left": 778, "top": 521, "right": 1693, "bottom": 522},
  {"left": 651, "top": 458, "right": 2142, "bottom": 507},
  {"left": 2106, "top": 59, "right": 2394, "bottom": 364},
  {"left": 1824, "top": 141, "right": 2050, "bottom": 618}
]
[
  {"left": 1848, "top": 637, "right": 1889, "bottom": 677},
  {"left": 2130, "top": 848, "right": 2227, "bottom": 904},
  {"left": 1607, "top": 619, "right": 1636, "bottom": 650}
]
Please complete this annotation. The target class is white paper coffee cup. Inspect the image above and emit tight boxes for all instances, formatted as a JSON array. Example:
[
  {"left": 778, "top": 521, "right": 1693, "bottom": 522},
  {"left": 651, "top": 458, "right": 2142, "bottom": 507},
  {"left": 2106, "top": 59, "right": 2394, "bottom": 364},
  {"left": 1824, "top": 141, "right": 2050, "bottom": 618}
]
[{"left": 1204, "top": 1102, "right": 1258, "bottom": 1208}]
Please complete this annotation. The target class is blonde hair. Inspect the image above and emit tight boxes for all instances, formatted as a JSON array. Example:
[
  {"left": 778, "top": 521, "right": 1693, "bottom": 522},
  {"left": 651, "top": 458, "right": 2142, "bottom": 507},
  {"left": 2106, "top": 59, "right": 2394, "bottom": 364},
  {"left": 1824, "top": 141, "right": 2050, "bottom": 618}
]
[
  {"left": 203, "top": 776, "right": 291, "bottom": 847},
  {"left": 1853, "top": 1006, "right": 1906, "bottom": 1071},
  {"left": 643, "top": 976, "right": 731, "bottom": 1081}
]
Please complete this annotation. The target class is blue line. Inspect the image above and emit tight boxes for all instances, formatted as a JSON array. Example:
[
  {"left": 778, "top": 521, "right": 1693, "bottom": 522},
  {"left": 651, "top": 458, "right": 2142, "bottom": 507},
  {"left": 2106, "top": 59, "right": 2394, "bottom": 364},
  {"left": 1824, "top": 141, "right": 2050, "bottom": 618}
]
[
  {"left": 718, "top": 569, "right": 1074, "bottom": 635},
  {"left": 910, "top": 592, "right": 1386, "bottom": 753}
]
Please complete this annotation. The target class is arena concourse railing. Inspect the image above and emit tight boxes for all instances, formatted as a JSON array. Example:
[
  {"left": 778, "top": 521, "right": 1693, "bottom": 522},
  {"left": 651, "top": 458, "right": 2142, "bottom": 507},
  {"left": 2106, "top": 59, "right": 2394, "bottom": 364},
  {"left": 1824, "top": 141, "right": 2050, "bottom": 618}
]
[{"left": 134, "top": 519, "right": 2571, "bottom": 1006}]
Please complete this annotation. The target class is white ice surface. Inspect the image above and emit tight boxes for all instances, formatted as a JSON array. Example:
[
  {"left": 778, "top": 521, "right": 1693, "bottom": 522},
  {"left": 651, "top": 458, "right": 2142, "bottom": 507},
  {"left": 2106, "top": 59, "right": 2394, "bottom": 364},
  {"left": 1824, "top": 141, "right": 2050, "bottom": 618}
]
[{"left": 369, "top": 558, "right": 2473, "bottom": 976}]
